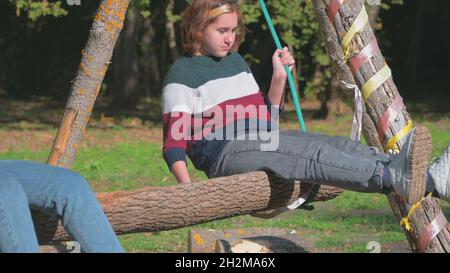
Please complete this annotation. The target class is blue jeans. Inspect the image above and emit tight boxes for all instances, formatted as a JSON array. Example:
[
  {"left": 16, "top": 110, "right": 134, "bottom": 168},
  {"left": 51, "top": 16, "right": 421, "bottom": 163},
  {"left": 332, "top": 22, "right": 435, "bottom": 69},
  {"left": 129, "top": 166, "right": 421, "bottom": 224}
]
[
  {"left": 0, "top": 160, "right": 124, "bottom": 253},
  {"left": 208, "top": 130, "right": 391, "bottom": 194}
]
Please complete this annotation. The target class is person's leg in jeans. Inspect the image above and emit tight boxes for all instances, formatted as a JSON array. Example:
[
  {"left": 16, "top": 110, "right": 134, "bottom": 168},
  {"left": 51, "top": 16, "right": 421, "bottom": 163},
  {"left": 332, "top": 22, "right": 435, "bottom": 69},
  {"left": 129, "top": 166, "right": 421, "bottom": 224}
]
[
  {"left": 281, "top": 129, "right": 385, "bottom": 160},
  {"left": 0, "top": 170, "right": 40, "bottom": 252},
  {"left": 282, "top": 129, "right": 445, "bottom": 199},
  {"left": 211, "top": 130, "right": 391, "bottom": 194},
  {"left": 0, "top": 160, "right": 124, "bottom": 253}
]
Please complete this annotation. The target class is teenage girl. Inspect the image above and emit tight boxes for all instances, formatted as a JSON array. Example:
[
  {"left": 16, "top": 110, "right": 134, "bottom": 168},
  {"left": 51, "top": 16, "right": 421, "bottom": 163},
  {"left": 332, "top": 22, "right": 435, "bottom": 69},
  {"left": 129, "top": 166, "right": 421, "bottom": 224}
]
[{"left": 162, "top": 0, "right": 450, "bottom": 204}]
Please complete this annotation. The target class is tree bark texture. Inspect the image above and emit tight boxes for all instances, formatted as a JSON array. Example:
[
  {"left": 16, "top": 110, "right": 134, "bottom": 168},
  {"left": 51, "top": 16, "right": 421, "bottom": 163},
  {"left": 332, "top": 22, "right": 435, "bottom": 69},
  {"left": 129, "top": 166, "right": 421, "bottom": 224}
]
[
  {"left": 141, "top": 13, "right": 161, "bottom": 99},
  {"left": 311, "top": 0, "right": 449, "bottom": 253},
  {"left": 35, "top": 172, "right": 342, "bottom": 242},
  {"left": 165, "top": 0, "right": 179, "bottom": 62},
  {"left": 47, "top": 0, "right": 131, "bottom": 168}
]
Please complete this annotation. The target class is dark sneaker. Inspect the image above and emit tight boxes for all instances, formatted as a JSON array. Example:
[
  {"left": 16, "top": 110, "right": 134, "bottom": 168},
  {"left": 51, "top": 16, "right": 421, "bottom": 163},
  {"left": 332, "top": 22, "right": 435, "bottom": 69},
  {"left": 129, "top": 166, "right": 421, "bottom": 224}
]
[{"left": 386, "top": 126, "right": 432, "bottom": 203}]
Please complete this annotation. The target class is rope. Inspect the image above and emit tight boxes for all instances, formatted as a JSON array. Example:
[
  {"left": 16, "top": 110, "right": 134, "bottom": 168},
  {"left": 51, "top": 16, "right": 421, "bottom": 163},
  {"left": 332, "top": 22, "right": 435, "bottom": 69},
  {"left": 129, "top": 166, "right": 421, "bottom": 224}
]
[
  {"left": 328, "top": 0, "right": 346, "bottom": 22},
  {"left": 384, "top": 120, "right": 413, "bottom": 153},
  {"left": 376, "top": 95, "right": 405, "bottom": 144},
  {"left": 342, "top": 6, "right": 369, "bottom": 60},
  {"left": 417, "top": 210, "right": 448, "bottom": 252},
  {"left": 400, "top": 193, "right": 432, "bottom": 232},
  {"left": 258, "top": 0, "right": 306, "bottom": 132},
  {"left": 349, "top": 39, "right": 380, "bottom": 75},
  {"left": 257, "top": 0, "right": 315, "bottom": 213},
  {"left": 340, "top": 81, "right": 363, "bottom": 142}
]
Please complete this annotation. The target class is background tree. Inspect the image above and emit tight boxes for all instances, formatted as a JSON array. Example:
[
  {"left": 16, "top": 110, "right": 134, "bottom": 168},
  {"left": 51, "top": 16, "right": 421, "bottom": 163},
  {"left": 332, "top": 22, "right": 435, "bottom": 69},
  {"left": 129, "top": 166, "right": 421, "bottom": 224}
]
[{"left": 5, "top": 0, "right": 440, "bottom": 118}]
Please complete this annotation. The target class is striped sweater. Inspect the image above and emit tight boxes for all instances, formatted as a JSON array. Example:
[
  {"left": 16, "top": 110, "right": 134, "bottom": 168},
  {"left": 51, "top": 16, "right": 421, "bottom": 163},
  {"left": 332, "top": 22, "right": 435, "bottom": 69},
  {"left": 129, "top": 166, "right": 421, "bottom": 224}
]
[{"left": 162, "top": 52, "right": 283, "bottom": 173}]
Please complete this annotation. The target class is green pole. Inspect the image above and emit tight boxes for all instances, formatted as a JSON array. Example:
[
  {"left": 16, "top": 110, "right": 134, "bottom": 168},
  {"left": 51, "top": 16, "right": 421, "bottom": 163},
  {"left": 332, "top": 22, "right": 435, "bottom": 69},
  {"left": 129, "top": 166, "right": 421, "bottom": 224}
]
[{"left": 258, "top": 0, "right": 307, "bottom": 131}]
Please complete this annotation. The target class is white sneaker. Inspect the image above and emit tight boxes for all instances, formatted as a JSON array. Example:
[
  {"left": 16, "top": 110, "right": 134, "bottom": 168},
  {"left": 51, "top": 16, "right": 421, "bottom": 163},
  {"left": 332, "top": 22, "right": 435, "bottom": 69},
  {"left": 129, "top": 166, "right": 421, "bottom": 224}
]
[{"left": 428, "top": 143, "right": 450, "bottom": 201}]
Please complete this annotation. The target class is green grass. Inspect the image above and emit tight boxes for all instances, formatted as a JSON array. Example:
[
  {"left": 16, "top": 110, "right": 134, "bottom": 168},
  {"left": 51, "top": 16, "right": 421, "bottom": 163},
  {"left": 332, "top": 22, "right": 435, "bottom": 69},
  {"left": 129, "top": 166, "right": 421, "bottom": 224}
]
[
  {"left": 1, "top": 116, "right": 449, "bottom": 253},
  {"left": 0, "top": 140, "right": 208, "bottom": 192},
  {"left": 421, "top": 119, "right": 450, "bottom": 158}
]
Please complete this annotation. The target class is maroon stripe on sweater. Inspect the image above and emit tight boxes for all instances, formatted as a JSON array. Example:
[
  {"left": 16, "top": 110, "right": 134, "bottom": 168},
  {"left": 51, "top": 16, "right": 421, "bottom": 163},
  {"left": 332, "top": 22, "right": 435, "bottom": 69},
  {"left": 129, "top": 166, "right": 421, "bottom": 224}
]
[{"left": 162, "top": 91, "right": 273, "bottom": 152}]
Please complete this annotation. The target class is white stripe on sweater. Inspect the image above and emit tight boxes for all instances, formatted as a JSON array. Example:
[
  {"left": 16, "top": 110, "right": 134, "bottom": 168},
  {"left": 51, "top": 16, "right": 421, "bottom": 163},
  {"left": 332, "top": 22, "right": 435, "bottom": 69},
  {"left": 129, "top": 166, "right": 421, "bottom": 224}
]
[{"left": 162, "top": 72, "right": 260, "bottom": 114}]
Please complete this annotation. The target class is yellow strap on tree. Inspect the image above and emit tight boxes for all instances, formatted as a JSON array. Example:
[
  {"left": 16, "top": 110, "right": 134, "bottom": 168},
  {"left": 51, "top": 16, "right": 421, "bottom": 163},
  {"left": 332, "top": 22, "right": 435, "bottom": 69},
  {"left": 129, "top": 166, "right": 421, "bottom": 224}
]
[
  {"left": 341, "top": 6, "right": 369, "bottom": 59},
  {"left": 400, "top": 193, "right": 432, "bottom": 231},
  {"left": 384, "top": 120, "right": 413, "bottom": 153},
  {"left": 362, "top": 65, "right": 392, "bottom": 101}
]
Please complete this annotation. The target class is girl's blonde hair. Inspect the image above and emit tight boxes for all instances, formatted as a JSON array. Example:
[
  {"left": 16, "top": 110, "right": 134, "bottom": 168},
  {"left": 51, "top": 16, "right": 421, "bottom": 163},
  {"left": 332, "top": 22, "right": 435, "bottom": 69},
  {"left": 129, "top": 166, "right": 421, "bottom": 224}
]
[{"left": 181, "top": 0, "right": 245, "bottom": 55}]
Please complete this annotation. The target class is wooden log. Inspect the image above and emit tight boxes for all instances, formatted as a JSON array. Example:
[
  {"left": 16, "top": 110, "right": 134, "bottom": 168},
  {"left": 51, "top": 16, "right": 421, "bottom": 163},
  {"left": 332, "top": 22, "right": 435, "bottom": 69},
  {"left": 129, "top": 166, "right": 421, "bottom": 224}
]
[{"left": 35, "top": 171, "right": 342, "bottom": 242}]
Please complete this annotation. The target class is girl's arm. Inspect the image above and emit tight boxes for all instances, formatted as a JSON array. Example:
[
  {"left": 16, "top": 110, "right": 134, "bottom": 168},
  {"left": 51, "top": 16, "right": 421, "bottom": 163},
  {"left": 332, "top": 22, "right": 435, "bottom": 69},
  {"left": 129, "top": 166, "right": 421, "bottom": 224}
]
[
  {"left": 162, "top": 67, "right": 194, "bottom": 185},
  {"left": 172, "top": 161, "right": 191, "bottom": 184},
  {"left": 162, "top": 113, "right": 191, "bottom": 184},
  {"left": 268, "top": 47, "right": 295, "bottom": 108}
]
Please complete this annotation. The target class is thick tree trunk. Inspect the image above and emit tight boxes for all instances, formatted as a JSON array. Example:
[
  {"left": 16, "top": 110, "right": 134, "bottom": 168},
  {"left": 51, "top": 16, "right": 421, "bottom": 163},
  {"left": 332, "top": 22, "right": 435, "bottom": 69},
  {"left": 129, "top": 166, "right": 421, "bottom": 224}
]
[
  {"left": 403, "top": 0, "right": 423, "bottom": 90},
  {"left": 367, "top": 4, "right": 380, "bottom": 30},
  {"left": 35, "top": 172, "right": 342, "bottom": 242},
  {"left": 141, "top": 13, "right": 161, "bottom": 99},
  {"left": 315, "top": 73, "right": 346, "bottom": 120},
  {"left": 311, "top": 0, "right": 449, "bottom": 253},
  {"left": 165, "top": 0, "right": 179, "bottom": 62},
  {"left": 288, "top": 44, "right": 299, "bottom": 94},
  {"left": 111, "top": 6, "right": 141, "bottom": 109}
]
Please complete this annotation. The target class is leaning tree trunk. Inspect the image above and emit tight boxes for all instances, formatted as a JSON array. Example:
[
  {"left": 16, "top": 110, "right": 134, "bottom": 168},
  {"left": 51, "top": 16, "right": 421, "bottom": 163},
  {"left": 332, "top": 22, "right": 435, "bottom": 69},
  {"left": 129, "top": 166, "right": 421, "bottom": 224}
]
[
  {"left": 39, "top": 0, "right": 342, "bottom": 243},
  {"left": 48, "top": 0, "right": 131, "bottom": 167},
  {"left": 312, "top": 0, "right": 449, "bottom": 253}
]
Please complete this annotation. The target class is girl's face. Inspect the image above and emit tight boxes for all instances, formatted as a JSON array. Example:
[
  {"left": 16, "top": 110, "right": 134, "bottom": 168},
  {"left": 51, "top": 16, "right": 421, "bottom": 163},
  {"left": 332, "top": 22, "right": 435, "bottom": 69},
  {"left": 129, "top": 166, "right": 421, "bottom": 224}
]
[{"left": 200, "top": 12, "right": 238, "bottom": 58}]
